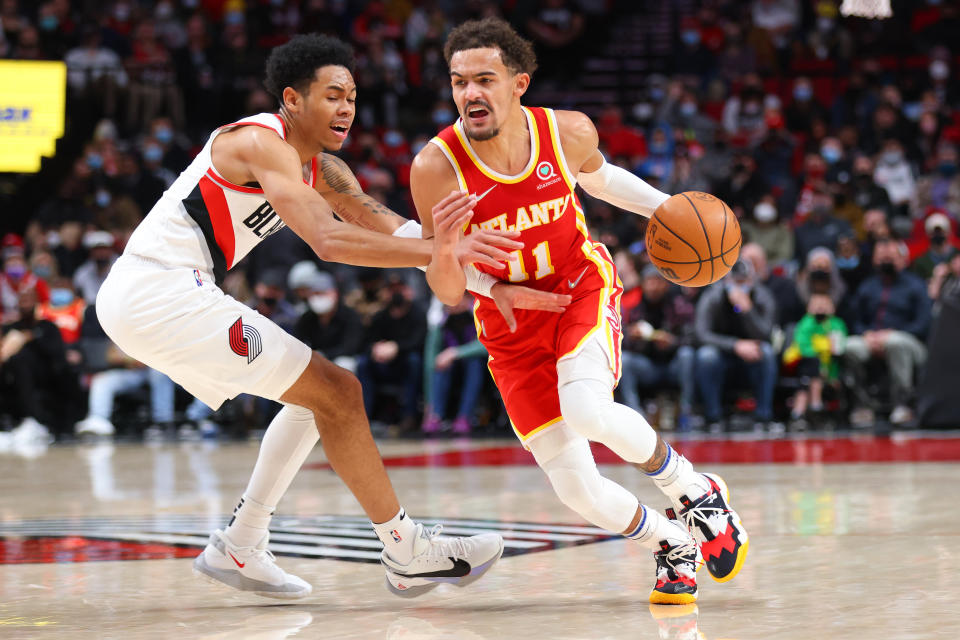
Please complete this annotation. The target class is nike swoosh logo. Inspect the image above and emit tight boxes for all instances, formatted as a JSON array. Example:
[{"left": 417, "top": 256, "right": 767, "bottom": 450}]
[
  {"left": 392, "top": 557, "right": 471, "bottom": 578},
  {"left": 228, "top": 552, "right": 245, "bottom": 568},
  {"left": 472, "top": 184, "right": 497, "bottom": 202},
  {"left": 568, "top": 266, "right": 589, "bottom": 289}
]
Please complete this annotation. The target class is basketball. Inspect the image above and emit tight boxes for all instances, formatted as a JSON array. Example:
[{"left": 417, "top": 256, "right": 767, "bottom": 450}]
[{"left": 645, "top": 191, "right": 741, "bottom": 287}]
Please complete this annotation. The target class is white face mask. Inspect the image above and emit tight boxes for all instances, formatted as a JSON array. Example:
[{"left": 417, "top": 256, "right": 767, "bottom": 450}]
[
  {"left": 308, "top": 294, "right": 335, "bottom": 314},
  {"left": 754, "top": 202, "right": 777, "bottom": 223}
]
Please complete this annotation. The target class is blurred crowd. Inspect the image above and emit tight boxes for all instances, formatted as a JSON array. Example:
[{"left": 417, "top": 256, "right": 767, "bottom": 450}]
[{"left": 2, "top": 0, "right": 959, "bottom": 449}]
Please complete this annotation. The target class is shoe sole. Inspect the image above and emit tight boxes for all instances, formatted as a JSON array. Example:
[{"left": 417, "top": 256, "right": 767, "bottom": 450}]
[
  {"left": 192, "top": 555, "right": 312, "bottom": 600},
  {"left": 701, "top": 473, "right": 749, "bottom": 584},
  {"left": 649, "top": 590, "right": 698, "bottom": 605},
  {"left": 384, "top": 538, "right": 505, "bottom": 598}
]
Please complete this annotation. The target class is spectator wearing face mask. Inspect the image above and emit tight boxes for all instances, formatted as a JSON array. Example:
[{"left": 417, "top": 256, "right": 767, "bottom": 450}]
[
  {"left": 784, "top": 77, "right": 828, "bottom": 134},
  {"left": 794, "top": 191, "right": 853, "bottom": 261},
  {"left": 292, "top": 270, "right": 363, "bottom": 373},
  {"left": 916, "top": 144, "right": 960, "bottom": 219},
  {"left": 73, "top": 231, "right": 117, "bottom": 305},
  {"left": 845, "top": 239, "right": 931, "bottom": 426},
  {"left": 741, "top": 196, "right": 794, "bottom": 265},
  {"left": 798, "top": 247, "right": 847, "bottom": 305},
  {"left": 1, "top": 240, "right": 51, "bottom": 324},
  {"left": 694, "top": 259, "right": 779, "bottom": 432},
  {"left": 835, "top": 232, "right": 870, "bottom": 295},
  {"left": 849, "top": 155, "right": 892, "bottom": 219},
  {"left": 782, "top": 293, "right": 847, "bottom": 428},
  {"left": 1, "top": 288, "right": 78, "bottom": 444},
  {"left": 249, "top": 268, "right": 299, "bottom": 333},
  {"left": 741, "top": 242, "right": 804, "bottom": 326},
  {"left": 37, "top": 277, "right": 86, "bottom": 347},
  {"left": 911, "top": 213, "right": 958, "bottom": 280},
  {"left": 873, "top": 139, "right": 917, "bottom": 218},
  {"left": 147, "top": 116, "right": 190, "bottom": 173}
]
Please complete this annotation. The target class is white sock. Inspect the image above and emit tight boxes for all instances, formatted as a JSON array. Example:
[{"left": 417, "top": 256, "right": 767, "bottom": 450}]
[
  {"left": 648, "top": 445, "right": 709, "bottom": 503},
  {"left": 223, "top": 404, "right": 319, "bottom": 548},
  {"left": 624, "top": 505, "right": 692, "bottom": 551},
  {"left": 372, "top": 507, "right": 417, "bottom": 564}
]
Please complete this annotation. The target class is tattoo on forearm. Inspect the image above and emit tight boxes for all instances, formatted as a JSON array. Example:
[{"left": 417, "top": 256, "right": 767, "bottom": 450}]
[
  {"left": 320, "top": 153, "right": 362, "bottom": 194},
  {"left": 320, "top": 153, "right": 402, "bottom": 223},
  {"left": 351, "top": 192, "right": 398, "bottom": 219},
  {"left": 635, "top": 437, "right": 668, "bottom": 474}
]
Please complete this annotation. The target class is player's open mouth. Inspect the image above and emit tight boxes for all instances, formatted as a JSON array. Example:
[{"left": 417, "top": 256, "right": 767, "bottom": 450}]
[
  {"left": 467, "top": 106, "right": 489, "bottom": 123},
  {"left": 330, "top": 124, "right": 350, "bottom": 139}
]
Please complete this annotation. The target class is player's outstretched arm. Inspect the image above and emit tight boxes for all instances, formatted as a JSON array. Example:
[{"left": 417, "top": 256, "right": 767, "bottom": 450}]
[
  {"left": 244, "top": 129, "right": 432, "bottom": 267},
  {"left": 313, "top": 152, "right": 410, "bottom": 234},
  {"left": 555, "top": 110, "right": 670, "bottom": 217}
]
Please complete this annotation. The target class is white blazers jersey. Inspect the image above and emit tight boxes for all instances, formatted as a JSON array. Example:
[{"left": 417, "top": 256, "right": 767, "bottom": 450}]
[{"left": 124, "top": 112, "right": 318, "bottom": 284}]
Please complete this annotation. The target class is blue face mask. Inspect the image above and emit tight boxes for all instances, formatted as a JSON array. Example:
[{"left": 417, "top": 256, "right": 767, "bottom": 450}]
[
  {"left": 155, "top": 127, "right": 173, "bottom": 144},
  {"left": 95, "top": 189, "right": 112, "bottom": 208},
  {"left": 836, "top": 255, "right": 860, "bottom": 269},
  {"left": 432, "top": 109, "right": 454, "bottom": 126},
  {"left": 649, "top": 87, "right": 665, "bottom": 102},
  {"left": 144, "top": 145, "right": 163, "bottom": 163},
  {"left": 680, "top": 102, "right": 697, "bottom": 117},
  {"left": 681, "top": 30, "right": 700, "bottom": 46},
  {"left": 794, "top": 86, "right": 812, "bottom": 102},
  {"left": 5, "top": 264, "right": 26, "bottom": 280},
  {"left": 86, "top": 153, "right": 103, "bottom": 170},
  {"left": 821, "top": 146, "right": 842, "bottom": 164},
  {"left": 50, "top": 288, "right": 74, "bottom": 306},
  {"left": 383, "top": 131, "right": 404, "bottom": 148},
  {"left": 40, "top": 15, "right": 58, "bottom": 31},
  {"left": 33, "top": 265, "right": 53, "bottom": 280}
]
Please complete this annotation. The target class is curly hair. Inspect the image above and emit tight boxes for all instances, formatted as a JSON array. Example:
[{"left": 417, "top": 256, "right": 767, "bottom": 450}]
[
  {"left": 443, "top": 18, "right": 537, "bottom": 76},
  {"left": 264, "top": 34, "right": 355, "bottom": 100}
]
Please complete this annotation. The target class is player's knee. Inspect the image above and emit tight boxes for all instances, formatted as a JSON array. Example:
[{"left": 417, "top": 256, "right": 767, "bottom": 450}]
[
  {"left": 558, "top": 379, "right": 609, "bottom": 440},
  {"left": 547, "top": 466, "right": 601, "bottom": 517}
]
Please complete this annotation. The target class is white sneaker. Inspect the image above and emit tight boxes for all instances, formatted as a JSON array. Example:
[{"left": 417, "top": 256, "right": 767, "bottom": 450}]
[
  {"left": 381, "top": 523, "right": 504, "bottom": 598},
  {"left": 889, "top": 405, "right": 914, "bottom": 426},
  {"left": 75, "top": 415, "right": 115, "bottom": 437},
  {"left": 11, "top": 417, "right": 53, "bottom": 445},
  {"left": 192, "top": 529, "right": 312, "bottom": 599}
]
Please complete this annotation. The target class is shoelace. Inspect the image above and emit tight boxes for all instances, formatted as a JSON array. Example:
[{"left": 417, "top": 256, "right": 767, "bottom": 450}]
[
  {"left": 659, "top": 538, "right": 700, "bottom": 578},
  {"left": 421, "top": 524, "right": 472, "bottom": 560},
  {"left": 681, "top": 502, "right": 730, "bottom": 540}
]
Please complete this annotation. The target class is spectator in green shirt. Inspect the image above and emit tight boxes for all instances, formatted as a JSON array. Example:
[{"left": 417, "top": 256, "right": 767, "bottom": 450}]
[{"left": 784, "top": 294, "right": 847, "bottom": 426}]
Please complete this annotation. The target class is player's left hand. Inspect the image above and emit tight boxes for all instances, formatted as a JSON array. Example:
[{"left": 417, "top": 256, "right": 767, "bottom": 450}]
[
  {"left": 455, "top": 229, "right": 523, "bottom": 270},
  {"left": 491, "top": 283, "right": 572, "bottom": 333}
]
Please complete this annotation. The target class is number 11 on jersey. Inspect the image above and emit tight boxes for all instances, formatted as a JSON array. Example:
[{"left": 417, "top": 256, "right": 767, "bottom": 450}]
[{"left": 506, "top": 240, "right": 555, "bottom": 282}]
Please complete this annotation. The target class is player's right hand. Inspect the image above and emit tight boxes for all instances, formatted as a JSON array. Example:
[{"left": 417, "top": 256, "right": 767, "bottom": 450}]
[
  {"left": 490, "top": 283, "right": 572, "bottom": 333},
  {"left": 432, "top": 190, "right": 478, "bottom": 253},
  {"left": 432, "top": 190, "right": 522, "bottom": 269}
]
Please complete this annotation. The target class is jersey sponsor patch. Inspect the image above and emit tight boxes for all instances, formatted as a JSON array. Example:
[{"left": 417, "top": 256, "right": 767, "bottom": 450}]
[{"left": 228, "top": 316, "right": 262, "bottom": 364}]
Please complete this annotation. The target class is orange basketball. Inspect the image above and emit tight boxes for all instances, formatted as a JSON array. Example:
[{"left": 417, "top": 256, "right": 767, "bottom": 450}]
[{"left": 645, "top": 191, "right": 741, "bottom": 287}]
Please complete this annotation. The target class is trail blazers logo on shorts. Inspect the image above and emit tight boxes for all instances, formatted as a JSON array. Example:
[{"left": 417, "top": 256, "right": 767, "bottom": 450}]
[{"left": 228, "top": 317, "right": 262, "bottom": 364}]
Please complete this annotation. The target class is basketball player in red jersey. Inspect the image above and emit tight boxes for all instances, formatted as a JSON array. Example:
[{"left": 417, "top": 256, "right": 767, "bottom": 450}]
[
  {"left": 96, "top": 34, "right": 567, "bottom": 600},
  {"left": 411, "top": 19, "right": 749, "bottom": 604}
]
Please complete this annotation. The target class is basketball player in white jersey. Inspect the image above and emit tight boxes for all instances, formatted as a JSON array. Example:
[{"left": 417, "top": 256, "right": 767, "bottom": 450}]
[{"left": 97, "top": 34, "right": 567, "bottom": 599}]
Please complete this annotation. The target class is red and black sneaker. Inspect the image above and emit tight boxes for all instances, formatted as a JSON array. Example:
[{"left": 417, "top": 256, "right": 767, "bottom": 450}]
[
  {"left": 677, "top": 472, "right": 749, "bottom": 583},
  {"left": 649, "top": 509, "right": 701, "bottom": 605}
]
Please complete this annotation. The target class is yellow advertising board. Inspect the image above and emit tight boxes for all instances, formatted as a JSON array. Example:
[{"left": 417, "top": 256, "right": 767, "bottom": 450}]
[{"left": 0, "top": 60, "right": 66, "bottom": 173}]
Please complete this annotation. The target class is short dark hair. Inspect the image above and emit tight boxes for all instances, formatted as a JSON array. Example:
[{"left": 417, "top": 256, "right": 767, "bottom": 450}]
[
  {"left": 264, "top": 34, "right": 355, "bottom": 101},
  {"left": 444, "top": 18, "right": 537, "bottom": 76}
]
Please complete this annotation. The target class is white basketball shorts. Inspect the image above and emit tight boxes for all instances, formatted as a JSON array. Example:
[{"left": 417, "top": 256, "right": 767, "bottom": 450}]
[{"left": 96, "top": 254, "right": 312, "bottom": 410}]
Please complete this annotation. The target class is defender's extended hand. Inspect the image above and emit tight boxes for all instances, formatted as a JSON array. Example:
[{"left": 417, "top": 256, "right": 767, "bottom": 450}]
[{"left": 491, "top": 283, "right": 572, "bottom": 333}]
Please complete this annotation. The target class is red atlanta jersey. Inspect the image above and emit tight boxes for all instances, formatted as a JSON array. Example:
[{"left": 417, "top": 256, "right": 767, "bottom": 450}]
[
  {"left": 430, "top": 106, "right": 619, "bottom": 341},
  {"left": 124, "top": 113, "right": 318, "bottom": 284}
]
